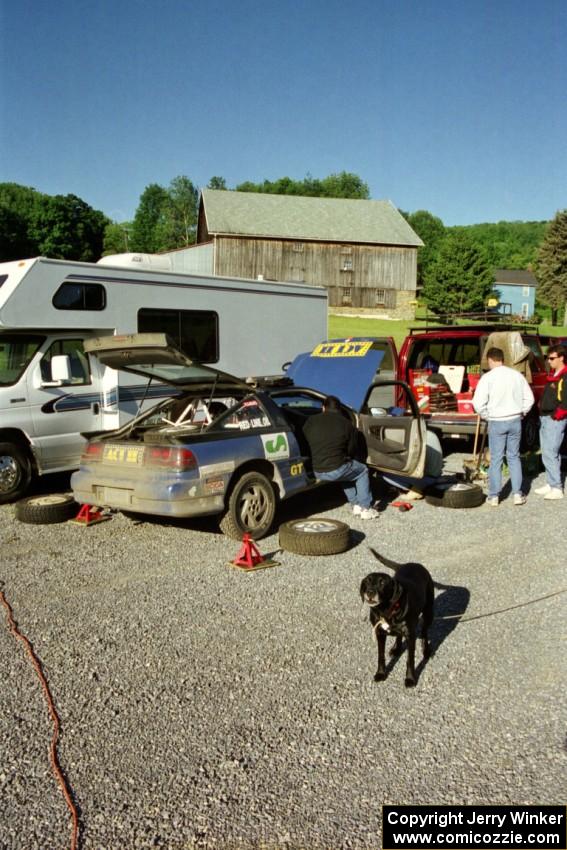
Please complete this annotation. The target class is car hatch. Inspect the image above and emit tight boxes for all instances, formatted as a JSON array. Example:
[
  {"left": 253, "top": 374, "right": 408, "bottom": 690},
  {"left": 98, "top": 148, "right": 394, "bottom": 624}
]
[{"left": 84, "top": 333, "right": 250, "bottom": 392}]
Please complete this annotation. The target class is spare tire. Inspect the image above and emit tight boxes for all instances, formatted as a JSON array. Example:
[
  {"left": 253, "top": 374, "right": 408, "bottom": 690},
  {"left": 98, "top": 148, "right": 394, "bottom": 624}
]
[
  {"left": 15, "top": 493, "right": 79, "bottom": 525},
  {"left": 279, "top": 517, "right": 350, "bottom": 555},
  {"left": 424, "top": 481, "right": 484, "bottom": 509}
]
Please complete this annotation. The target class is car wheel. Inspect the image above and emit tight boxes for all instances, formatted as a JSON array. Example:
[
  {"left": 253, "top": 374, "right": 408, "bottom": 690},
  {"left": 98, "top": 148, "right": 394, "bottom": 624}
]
[
  {"left": 0, "top": 442, "right": 33, "bottom": 504},
  {"left": 520, "top": 411, "right": 540, "bottom": 452},
  {"left": 219, "top": 471, "right": 277, "bottom": 540},
  {"left": 424, "top": 480, "right": 484, "bottom": 509},
  {"left": 15, "top": 494, "right": 79, "bottom": 524},
  {"left": 279, "top": 517, "right": 351, "bottom": 555}
]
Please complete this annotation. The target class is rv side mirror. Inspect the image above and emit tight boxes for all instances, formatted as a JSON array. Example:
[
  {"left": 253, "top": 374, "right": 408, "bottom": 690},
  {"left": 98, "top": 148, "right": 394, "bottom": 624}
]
[{"left": 50, "top": 354, "right": 71, "bottom": 383}]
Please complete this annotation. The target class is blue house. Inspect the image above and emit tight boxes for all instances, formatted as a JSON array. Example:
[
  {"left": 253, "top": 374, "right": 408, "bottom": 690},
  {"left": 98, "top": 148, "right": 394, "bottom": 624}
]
[{"left": 493, "top": 269, "right": 538, "bottom": 319}]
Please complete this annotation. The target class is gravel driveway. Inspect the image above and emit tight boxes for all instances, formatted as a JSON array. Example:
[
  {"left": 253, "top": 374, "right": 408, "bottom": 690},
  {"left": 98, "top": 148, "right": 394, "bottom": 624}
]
[{"left": 1, "top": 457, "right": 566, "bottom": 849}]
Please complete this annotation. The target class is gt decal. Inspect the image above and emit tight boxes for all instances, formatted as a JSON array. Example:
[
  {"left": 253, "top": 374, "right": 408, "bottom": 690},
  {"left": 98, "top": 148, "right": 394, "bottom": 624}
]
[
  {"left": 310, "top": 341, "right": 373, "bottom": 358},
  {"left": 261, "top": 433, "right": 290, "bottom": 460},
  {"left": 290, "top": 462, "right": 304, "bottom": 476}
]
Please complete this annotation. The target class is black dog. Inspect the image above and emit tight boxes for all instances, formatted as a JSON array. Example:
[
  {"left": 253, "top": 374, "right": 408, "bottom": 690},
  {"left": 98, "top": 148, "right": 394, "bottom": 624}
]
[{"left": 360, "top": 549, "right": 434, "bottom": 688}]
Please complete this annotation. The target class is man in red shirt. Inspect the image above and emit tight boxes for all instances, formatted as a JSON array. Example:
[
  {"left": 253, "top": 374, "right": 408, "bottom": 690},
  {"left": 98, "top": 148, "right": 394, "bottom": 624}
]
[{"left": 535, "top": 344, "right": 567, "bottom": 500}]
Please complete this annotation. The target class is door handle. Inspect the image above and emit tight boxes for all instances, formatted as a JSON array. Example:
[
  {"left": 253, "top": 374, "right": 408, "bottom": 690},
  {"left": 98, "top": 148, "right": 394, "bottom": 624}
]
[{"left": 93, "top": 402, "right": 100, "bottom": 415}]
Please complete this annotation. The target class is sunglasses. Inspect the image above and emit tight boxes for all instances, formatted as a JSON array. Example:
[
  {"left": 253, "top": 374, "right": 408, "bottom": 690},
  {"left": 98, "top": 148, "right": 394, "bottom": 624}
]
[{"left": 547, "top": 355, "right": 560, "bottom": 361}]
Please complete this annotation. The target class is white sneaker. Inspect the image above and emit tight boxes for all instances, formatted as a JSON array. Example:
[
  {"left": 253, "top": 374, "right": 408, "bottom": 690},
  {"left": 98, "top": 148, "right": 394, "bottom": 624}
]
[
  {"left": 359, "top": 507, "right": 380, "bottom": 520},
  {"left": 544, "top": 488, "right": 564, "bottom": 500},
  {"left": 352, "top": 504, "right": 362, "bottom": 516},
  {"left": 513, "top": 494, "right": 526, "bottom": 506},
  {"left": 534, "top": 483, "right": 551, "bottom": 496},
  {"left": 487, "top": 496, "right": 499, "bottom": 507}
]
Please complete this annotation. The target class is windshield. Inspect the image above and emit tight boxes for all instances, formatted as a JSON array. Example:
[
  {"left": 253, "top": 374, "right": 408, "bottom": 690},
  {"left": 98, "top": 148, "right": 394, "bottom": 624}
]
[{"left": 0, "top": 334, "right": 45, "bottom": 386}]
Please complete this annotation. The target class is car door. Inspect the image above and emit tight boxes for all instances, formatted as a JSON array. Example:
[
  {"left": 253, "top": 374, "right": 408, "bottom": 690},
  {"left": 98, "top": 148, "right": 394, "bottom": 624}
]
[{"left": 357, "top": 380, "right": 427, "bottom": 477}]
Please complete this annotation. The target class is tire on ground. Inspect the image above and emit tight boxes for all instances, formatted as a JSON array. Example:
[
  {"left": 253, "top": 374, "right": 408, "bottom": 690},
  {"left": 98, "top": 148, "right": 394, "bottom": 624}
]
[
  {"left": 0, "top": 442, "right": 33, "bottom": 504},
  {"left": 219, "top": 470, "right": 277, "bottom": 540},
  {"left": 520, "top": 411, "right": 540, "bottom": 453},
  {"left": 15, "top": 494, "right": 79, "bottom": 524},
  {"left": 424, "top": 481, "right": 484, "bottom": 509},
  {"left": 279, "top": 517, "right": 351, "bottom": 555}
]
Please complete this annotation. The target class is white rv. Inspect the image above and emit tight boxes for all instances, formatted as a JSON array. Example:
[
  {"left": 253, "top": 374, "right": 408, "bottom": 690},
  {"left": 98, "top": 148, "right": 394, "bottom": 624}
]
[{"left": 0, "top": 255, "right": 327, "bottom": 502}]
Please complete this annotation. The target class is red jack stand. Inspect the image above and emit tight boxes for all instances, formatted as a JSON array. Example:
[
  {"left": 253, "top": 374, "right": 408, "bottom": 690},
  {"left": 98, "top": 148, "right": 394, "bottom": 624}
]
[
  {"left": 228, "top": 533, "right": 280, "bottom": 571},
  {"left": 69, "top": 504, "right": 111, "bottom": 526},
  {"left": 391, "top": 501, "right": 413, "bottom": 512}
]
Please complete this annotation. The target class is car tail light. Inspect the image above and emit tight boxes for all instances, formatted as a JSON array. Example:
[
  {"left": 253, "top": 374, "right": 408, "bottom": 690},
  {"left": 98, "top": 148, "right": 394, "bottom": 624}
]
[
  {"left": 81, "top": 442, "right": 103, "bottom": 462},
  {"left": 144, "top": 446, "right": 198, "bottom": 471}
]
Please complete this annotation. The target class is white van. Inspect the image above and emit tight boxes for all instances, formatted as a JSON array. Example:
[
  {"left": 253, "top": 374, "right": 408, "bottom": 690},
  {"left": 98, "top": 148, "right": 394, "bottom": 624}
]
[{"left": 0, "top": 255, "right": 327, "bottom": 502}]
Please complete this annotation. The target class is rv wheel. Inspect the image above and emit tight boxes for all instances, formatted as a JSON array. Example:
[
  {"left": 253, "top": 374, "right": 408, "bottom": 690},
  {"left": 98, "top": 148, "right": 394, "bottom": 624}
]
[
  {"left": 0, "top": 442, "right": 33, "bottom": 504},
  {"left": 279, "top": 517, "right": 351, "bottom": 555},
  {"left": 15, "top": 494, "right": 79, "bottom": 524}
]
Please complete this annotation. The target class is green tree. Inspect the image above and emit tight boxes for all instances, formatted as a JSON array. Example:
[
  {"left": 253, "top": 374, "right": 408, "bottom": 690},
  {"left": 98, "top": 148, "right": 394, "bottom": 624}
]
[
  {"left": 208, "top": 176, "right": 227, "bottom": 190},
  {"left": 235, "top": 171, "right": 369, "bottom": 200},
  {"left": 29, "top": 194, "right": 108, "bottom": 261},
  {"left": 406, "top": 210, "right": 446, "bottom": 292},
  {"left": 422, "top": 230, "right": 494, "bottom": 315},
  {"left": 103, "top": 221, "right": 132, "bottom": 255},
  {"left": 0, "top": 182, "right": 45, "bottom": 260},
  {"left": 161, "top": 175, "right": 199, "bottom": 248},
  {"left": 130, "top": 183, "right": 169, "bottom": 252},
  {"left": 535, "top": 209, "right": 567, "bottom": 325}
]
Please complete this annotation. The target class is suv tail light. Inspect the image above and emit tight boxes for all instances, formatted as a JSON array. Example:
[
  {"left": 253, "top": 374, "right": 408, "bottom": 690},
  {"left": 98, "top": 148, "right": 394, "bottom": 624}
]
[
  {"left": 144, "top": 446, "right": 198, "bottom": 471},
  {"left": 81, "top": 442, "right": 103, "bottom": 462}
]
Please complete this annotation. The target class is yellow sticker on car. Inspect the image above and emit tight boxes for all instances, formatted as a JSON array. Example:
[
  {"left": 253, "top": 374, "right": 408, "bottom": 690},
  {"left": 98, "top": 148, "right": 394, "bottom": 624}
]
[
  {"left": 310, "top": 341, "right": 373, "bottom": 358},
  {"left": 103, "top": 445, "right": 145, "bottom": 464}
]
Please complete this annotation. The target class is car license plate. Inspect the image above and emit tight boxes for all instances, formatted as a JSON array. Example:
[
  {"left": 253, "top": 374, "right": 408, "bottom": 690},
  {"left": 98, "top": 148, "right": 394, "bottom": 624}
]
[
  {"left": 103, "top": 444, "right": 145, "bottom": 464},
  {"left": 102, "top": 487, "right": 133, "bottom": 507}
]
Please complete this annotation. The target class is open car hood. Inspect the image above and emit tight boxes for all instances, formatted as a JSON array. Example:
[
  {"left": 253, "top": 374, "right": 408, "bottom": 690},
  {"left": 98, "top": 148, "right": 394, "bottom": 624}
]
[
  {"left": 84, "top": 333, "right": 250, "bottom": 392},
  {"left": 286, "top": 339, "right": 385, "bottom": 411}
]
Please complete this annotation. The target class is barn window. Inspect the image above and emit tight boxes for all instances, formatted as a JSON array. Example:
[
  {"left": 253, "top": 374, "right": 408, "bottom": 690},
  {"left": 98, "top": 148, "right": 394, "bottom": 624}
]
[
  {"left": 342, "top": 287, "right": 352, "bottom": 304},
  {"left": 293, "top": 242, "right": 304, "bottom": 252},
  {"left": 341, "top": 257, "right": 353, "bottom": 271},
  {"left": 376, "top": 289, "right": 386, "bottom": 305}
]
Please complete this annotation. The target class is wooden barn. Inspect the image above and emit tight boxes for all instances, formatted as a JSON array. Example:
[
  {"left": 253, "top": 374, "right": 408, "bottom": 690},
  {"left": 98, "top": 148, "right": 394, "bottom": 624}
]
[{"left": 184, "top": 189, "right": 423, "bottom": 319}]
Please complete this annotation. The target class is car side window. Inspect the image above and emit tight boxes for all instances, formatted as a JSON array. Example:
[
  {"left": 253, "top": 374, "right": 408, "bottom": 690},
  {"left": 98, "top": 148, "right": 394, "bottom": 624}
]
[
  {"left": 217, "top": 398, "right": 271, "bottom": 432},
  {"left": 40, "top": 339, "right": 91, "bottom": 385}
]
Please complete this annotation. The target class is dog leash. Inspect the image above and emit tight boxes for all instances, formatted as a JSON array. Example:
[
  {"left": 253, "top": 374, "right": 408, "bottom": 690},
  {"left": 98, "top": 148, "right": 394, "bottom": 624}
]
[{"left": 433, "top": 587, "right": 567, "bottom": 624}]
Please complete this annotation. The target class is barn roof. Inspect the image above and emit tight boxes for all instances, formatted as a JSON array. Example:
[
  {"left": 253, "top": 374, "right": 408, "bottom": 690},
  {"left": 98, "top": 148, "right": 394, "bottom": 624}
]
[
  {"left": 494, "top": 269, "right": 538, "bottom": 288},
  {"left": 199, "top": 189, "right": 423, "bottom": 247}
]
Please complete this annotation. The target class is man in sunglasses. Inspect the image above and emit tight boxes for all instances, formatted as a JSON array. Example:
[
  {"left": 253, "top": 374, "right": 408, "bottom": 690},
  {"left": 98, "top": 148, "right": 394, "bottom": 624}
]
[{"left": 535, "top": 344, "right": 567, "bottom": 500}]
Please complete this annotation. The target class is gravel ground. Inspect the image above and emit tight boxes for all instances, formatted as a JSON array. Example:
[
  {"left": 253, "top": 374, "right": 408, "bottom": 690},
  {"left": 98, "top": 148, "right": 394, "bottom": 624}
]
[{"left": 1, "top": 454, "right": 566, "bottom": 850}]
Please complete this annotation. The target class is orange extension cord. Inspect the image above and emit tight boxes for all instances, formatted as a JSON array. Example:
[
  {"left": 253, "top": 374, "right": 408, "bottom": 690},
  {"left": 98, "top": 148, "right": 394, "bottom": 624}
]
[{"left": 0, "top": 590, "right": 79, "bottom": 850}]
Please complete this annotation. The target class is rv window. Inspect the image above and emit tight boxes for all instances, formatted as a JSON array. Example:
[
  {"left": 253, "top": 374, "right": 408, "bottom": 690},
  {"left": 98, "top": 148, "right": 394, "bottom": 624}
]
[
  {"left": 53, "top": 282, "right": 106, "bottom": 311},
  {"left": 0, "top": 275, "right": 8, "bottom": 288},
  {"left": 0, "top": 335, "right": 45, "bottom": 386},
  {"left": 137, "top": 308, "right": 219, "bottom": 363},
  {"left": 41, "top": 339, "right": 91, "bottom": 385}
]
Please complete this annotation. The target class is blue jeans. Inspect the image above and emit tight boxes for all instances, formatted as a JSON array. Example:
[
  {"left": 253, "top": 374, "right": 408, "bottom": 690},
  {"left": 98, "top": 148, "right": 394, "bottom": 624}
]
[
  {"left": 488, "top": 417, "right": 523, "bottom": 498},
  {"left": 314, "top": 459, "right": 372, "bottom": 509},
  {"left": 540, "top": 415, "right": 567, "bottom": 490}
]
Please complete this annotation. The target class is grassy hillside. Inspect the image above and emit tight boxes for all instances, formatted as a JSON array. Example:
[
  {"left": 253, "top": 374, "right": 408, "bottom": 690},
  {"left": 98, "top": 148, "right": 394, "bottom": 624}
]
[{"left": 328, "top": 313, "right": 567, "bottom": 349}]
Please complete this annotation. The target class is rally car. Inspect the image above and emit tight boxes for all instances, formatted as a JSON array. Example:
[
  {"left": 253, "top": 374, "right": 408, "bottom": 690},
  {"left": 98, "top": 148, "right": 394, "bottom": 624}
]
[{"left": 71, "top": 334, "right": 427, "bottom": 539}]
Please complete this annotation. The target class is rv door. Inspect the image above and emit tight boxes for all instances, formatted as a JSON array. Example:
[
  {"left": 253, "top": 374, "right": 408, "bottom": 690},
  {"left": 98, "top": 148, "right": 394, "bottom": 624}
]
[{"left": 28, "top": 337, "right": 103, "bottom": 472}]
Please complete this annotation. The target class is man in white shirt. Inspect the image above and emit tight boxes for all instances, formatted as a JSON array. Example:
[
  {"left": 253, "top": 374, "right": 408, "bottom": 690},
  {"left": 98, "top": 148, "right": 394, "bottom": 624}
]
[{"left": 472, "top": 346, "right": 535, "bottom": 506}]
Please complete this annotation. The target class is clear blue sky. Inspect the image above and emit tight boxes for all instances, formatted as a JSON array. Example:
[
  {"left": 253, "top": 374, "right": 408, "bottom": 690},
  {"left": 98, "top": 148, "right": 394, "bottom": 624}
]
[{"left": 1, "top": 0, "right": 565, "bottom": 227}]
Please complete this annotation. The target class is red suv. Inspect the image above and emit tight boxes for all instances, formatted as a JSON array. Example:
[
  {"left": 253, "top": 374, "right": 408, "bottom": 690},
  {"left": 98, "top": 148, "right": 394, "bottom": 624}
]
[{"left": 396, "top": 323, "right": 547, "bottom": 450}]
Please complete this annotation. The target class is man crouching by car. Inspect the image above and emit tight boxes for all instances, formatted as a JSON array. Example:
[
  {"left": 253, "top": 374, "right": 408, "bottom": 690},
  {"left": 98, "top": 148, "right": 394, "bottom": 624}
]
[{"left": 303, "top": 395, "right": 379, "bottom": 520}]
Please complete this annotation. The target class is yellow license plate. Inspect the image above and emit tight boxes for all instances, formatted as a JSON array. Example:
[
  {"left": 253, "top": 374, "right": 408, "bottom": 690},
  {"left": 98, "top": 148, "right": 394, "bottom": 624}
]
[{"left": 103, "top": 444, "right": 145, "bottom": 464}]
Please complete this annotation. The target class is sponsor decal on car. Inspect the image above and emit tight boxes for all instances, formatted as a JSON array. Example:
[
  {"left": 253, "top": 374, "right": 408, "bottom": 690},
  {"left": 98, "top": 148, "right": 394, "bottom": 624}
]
[
  {"left": 261, "top": 433, "right": 290, "bottom": 461},
  {"left": 203, "top": 477, "right": 226, "bottom": 494},
  {"left": 290, "top": 462, "right": 304, "bottom": 476},
  {"left": 310, "top": 341, "right": 373, "bottom": 358}
]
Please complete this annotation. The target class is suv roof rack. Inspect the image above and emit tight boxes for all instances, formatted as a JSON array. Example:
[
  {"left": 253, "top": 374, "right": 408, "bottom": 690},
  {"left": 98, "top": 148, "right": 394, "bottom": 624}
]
[{"left": 411, "top": 311, "right": 540, "bottom": 334}]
